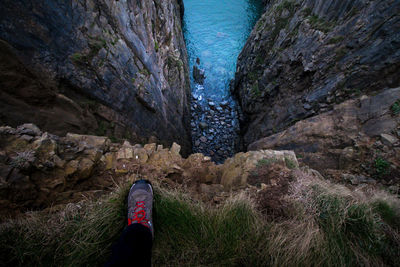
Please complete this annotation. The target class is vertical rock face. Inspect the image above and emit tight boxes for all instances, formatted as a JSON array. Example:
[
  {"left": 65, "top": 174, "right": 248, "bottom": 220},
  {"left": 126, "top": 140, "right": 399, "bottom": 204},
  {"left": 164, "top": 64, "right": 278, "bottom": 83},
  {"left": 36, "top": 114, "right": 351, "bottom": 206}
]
[
  {"left": 0, "top": 0, "right": 191, "bottom": 155},
  {"left": 234, "top": 0, "right": 400, "bottom": 147}
]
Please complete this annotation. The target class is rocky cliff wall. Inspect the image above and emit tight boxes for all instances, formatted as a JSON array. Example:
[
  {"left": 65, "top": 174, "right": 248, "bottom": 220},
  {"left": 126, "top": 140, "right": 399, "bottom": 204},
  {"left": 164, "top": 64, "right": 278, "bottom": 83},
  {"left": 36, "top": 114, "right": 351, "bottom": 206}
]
[
  {"left": 0, "top": 0, "right": 192, "bottom": 155},
  {"left": 234, "top": 0, "right": 400, "bottom": 147}
]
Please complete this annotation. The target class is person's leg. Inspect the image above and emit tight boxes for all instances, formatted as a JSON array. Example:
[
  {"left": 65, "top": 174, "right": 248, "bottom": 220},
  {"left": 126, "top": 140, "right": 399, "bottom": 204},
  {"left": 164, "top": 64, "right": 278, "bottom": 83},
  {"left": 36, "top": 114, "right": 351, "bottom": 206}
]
[
  {"left": 105, "top": 223, "right": 152, "bottom": 267},
  {"left": 105, "top": 180, "right": 154, "bottom": 267}
]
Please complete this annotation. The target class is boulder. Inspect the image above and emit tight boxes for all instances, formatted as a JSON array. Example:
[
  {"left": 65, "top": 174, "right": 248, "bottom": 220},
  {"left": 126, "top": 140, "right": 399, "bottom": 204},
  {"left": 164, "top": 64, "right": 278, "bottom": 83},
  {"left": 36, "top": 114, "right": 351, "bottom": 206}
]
[
  {"left": 144, "top": 143, "right": 156, "bottom": 156},
  {"left": 78, "top": 158, "right": 95, "bottom": 179},
  {"left": 193, "top": 64, "right": 205, "bottom": 84},
  {"left": 100, "top": 153, "right": 115, "bottom": 170},
  {"left": 220, "top": 150, "right": 298, "bottom": 189},
  {"left": 380, "top": 134, "right": 398, "bottom": 147},
  {"left": 342, "top": 174, "right": 376, "bottom": 185},
  {"left": 33, "top": 133, "right": 57, "bottom": 160},
  {"left": 16, "top": 123, "right": 42, "bottom": 136},
  {"left": 199, "top": 122, "right": 208, "bottom": 130},
  {"left": 134, "top": 147, "right": 149, "bottom": 164},
  {"left": 66, "top": 133, "right": 110, "bottom": 151},
  {"left": 170, "top": 142, "right": 181, "bottom": 156},
  {"left": 65, "top": 160, "right": 79, "bottom": 176},
  {"left": 117, "top": 143, "right": 134, "bottom": 159}
]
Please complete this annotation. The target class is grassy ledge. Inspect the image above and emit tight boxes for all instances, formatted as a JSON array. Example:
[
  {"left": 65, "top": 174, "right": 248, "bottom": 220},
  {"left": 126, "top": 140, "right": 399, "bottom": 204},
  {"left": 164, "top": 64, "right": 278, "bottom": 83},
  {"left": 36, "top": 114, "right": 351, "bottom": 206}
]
[{"left": 1, "top": 175, "right": 399, "bottom": 266}]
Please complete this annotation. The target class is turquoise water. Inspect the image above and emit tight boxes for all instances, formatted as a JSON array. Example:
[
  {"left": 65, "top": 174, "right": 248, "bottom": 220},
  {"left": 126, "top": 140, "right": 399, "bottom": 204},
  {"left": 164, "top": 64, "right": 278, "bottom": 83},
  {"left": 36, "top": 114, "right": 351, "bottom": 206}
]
[{"left": 183, "top": 0, "right": 263, "bottom": 101}]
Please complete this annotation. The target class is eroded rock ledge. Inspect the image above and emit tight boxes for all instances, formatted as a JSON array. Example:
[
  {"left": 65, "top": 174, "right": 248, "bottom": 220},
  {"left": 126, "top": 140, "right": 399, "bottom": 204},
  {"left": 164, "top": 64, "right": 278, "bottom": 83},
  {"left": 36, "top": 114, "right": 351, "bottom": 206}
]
[
  {"left": 0, "top": 0, "right": 191, "bottom": 154},
  {"left": 0, "top": 124, "right": 299, "bottom": 219},
  {"left": 1, "top": 124, "right": 398, "bottom": 221}
]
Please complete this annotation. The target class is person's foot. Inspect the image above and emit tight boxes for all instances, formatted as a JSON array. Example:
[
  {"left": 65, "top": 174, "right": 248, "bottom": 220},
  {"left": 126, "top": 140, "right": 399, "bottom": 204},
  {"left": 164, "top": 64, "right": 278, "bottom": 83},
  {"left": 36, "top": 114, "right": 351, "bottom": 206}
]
[{"left": 127, "top": 179, "right": 154, "bottom": 236}]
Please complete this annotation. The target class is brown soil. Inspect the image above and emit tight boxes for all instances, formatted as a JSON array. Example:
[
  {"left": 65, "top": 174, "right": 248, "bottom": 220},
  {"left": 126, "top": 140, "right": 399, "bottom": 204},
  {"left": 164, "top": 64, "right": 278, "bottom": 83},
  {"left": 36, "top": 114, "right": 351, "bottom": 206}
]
[{"left": 248, "top": 163, "right": 295, "bottom": 220}]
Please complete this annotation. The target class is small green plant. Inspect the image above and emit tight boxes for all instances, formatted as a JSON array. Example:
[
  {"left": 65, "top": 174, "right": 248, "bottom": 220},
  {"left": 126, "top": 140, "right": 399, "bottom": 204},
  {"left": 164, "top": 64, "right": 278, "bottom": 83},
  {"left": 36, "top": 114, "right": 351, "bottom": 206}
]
[
  {"left": 251, "top": 83, "right": 261, "bottom": 97},
  {"left": 79, "top": 99, "right": 98, "bottom": 110},
  {"left": 276, "top": 0, "right": 296, "bottom": 14},
  {"left": 256, "top": 20, "right": 264, "bottom": 31},
  {"left": 284, "top": 157, "right": 297, "bottom": 169},
  {"left": 307, "top": 15, "right": 333, "bottom": 32},
  {"left": 95, "top": 121, "right": 109, "bottom": 136},
  {"left": 131, "top": 77, "right": 136, "bottom": 84},
  {"left": 374, "top": 157, "right": 390, "bottom": 177},
  {"left": 248, "top": 71, "right": 258, "bottom": 82},
  {"left": 70, "top": 53, "right": 85, "bottom": 64},
  {"left": 140, "top": 68, "right": 150, "bottom": 76},
  {"left": 111, "top": 37, "right": 119, "bottom": 46},
  {"left": 302, "top": 7, "right": 312, "bottom": 17},
  {"left": 255, "top": 54, "right": 264, "bottom": 66},
  {"left": 176, "top": 59, "right": 183, "bottom": 69},
  {"left": 257, "top": 158, "right": 277, "bottom": 167},
  {"left": 373, "top": 200, "right": 400, "bottom": 228},
  {"left": 348, "top": 87, "right": 361, "bottom": 96},
  {"left": 154, "top": 41, "right": 159, "bottom": 52},
  {"left": 391, "top": 100, "right": 400, "bottom": 115},
  {"left": 109, "top": 135, "right": 119, "bottom": 143},
  {"left": 335, "top": 47, "right": 348, "bottom": 61},
  {"left": 328, "top": 36, "right": 344, "bottom": 44}
]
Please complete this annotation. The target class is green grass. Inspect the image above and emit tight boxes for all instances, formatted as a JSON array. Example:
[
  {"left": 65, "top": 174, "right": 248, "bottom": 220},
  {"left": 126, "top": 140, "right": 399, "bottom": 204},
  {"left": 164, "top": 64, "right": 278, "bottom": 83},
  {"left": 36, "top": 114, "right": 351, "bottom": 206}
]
[
  {"left": 140, "top": 68, "right": 150, "bottom": 76},
  {"left": 373, "top": 200, "right": 400, "bottom": 228},
  {"left": 375, "top": 157, "right": 390, "bottom": 177},
  {"left": 302, "top": 7, "right": 312, "bottom": 17},
  {"left": 251, "top": 83, "right": 261, "bottom": 97},
  {"left": 335, "top": 47, "right": 348, "bottom": 61},
  {"left": 1, "top": 176, "right": 399, "bottom": 266},
  {"left": 307, "top": 15, "right": 334, "bottom": 33},
  {"left": 257, "top": 158, "right": 278, "bottom": 167},
  {"left": 284, "top": 157, "right": 297, "bottom": 169},
  {"left": 153, "top": 191, "right": 264, "bottom": 266},
  {"left": 154, "top": 41, "right": 159, "bottom": 52},
  {"left": 276, "top": 0, "right": 296, "bottom": 14},
  {"left": 70, "top": 53, "right": 85, "bottom": 64},
  {"left": 391, "top": 100, "right": 400, "bottom": 115},
  {"left": 328, "top": 36, "right": 345, "bottom": 44},
  {"left": 0, "top": 184, "right": 129, "bottom": 266}
]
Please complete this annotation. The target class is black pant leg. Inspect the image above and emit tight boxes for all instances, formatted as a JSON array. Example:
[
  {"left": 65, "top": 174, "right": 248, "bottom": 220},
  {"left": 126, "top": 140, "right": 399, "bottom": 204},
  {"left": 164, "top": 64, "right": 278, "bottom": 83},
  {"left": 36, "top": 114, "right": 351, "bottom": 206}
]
[{"left": 105, "top": 223, "right": 153, "bottom": 267}]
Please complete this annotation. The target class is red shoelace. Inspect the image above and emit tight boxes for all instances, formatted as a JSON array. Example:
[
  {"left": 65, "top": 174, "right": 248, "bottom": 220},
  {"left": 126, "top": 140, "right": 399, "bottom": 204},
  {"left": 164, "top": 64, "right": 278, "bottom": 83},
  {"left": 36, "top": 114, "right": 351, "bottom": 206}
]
[{"left": 128, "top": 201, "right": 150, "bottom": 228}]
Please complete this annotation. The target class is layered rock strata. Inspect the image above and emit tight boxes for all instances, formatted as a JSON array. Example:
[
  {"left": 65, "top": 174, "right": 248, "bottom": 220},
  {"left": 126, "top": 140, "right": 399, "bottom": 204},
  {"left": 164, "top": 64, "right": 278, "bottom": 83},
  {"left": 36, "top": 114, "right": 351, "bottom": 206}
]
[
  {"left": 0, "top": 0, "right": 192, "bottom": 154},
  {"left": 249, "top": 88, "right": 400, "bottom": 183},
  {"left": 234, "top": 0, "right": 400, "bottom": 145},
  {"left": 233, "top": 0, "right": 400, "bottom": 179}
]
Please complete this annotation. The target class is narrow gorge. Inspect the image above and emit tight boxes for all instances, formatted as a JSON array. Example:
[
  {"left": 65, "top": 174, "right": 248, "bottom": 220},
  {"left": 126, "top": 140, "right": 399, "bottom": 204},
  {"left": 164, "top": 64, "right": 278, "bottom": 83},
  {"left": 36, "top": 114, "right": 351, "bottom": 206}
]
[
  {"left": 1, "top": 0, "right": 400, "bottom": 265},
  {"left": 183, "top": 0, "right": 263, "bottom": 163}
]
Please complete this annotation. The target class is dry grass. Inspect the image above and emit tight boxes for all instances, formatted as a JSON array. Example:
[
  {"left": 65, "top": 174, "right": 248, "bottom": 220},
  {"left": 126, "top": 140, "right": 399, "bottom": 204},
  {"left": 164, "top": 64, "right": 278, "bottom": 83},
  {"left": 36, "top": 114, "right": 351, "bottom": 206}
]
[
  {"left": 264, "top": 169, "right": 400, "bottom": 266},
  {"left": 0, "top": 171, "right": 399, "bottom": 266}
]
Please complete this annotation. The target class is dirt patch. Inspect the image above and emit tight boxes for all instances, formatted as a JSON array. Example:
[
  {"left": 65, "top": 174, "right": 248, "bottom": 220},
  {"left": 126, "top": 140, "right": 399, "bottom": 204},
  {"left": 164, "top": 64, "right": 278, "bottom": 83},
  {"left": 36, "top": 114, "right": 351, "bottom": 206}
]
[{"left": 248, "top": 163, "right": 295, "bottom": 220}]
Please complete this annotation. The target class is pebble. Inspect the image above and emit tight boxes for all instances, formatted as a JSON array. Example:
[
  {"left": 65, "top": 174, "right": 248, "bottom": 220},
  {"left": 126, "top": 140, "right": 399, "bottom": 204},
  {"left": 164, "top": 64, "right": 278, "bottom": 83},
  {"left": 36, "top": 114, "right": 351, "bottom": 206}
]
[
  {"left": 199, "top": 122, "right": 208, "bottom": 129},
  {"left": 380, "top": 133, "right": 398, "bottom": 147},
  {"left": 220, "top": 101, "right": 229, "bottom": 108},
  {"left": 303, "top": 103, "right": 312, "bottom": 110}
]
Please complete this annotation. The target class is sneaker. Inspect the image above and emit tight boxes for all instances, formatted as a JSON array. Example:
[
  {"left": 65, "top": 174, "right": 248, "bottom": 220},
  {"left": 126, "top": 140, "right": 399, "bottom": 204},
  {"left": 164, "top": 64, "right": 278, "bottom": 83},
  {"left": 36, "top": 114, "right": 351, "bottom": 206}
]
[{"left": 127, "top": 179, "right": 154, "bottom": 237}]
